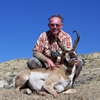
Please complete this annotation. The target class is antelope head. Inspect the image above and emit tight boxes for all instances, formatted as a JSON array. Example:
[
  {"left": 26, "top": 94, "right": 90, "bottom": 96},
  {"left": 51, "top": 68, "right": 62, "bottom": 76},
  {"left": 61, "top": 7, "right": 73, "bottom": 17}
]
[{"left": 57, "top": 30, "right": 80, "bottom": 65}]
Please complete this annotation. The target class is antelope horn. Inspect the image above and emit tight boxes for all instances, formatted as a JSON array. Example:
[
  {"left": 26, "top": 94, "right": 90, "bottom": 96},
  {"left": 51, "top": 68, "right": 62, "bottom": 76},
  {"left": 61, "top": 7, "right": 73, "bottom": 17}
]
[
  {"left": 57, "top": 39, "right": 67, "bottom": 52},
  {"left": 55, "top": 33, "right": 67, "bottom": 52},
  {"left": 72, "top": 30, "right": 80, "bottom": 50}
]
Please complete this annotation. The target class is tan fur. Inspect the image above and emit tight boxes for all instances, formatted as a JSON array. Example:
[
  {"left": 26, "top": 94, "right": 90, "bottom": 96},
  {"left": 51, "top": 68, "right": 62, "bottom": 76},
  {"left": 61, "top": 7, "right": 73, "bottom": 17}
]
[{"left": 14, "top": 52, "right": 77, "bottom": 98}]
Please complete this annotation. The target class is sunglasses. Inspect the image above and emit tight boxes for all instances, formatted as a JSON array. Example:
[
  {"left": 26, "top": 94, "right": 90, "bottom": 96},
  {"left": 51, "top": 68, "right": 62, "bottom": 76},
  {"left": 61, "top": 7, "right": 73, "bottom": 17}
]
[{"left": 50, "top": 24, "right": 61, "bottom": 27}]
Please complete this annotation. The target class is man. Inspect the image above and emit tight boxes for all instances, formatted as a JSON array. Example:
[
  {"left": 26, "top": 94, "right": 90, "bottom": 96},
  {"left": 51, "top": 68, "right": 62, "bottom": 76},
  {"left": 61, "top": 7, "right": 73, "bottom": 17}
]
[{"left": 27, "top": 15, "right": 84, "bottom": 86}]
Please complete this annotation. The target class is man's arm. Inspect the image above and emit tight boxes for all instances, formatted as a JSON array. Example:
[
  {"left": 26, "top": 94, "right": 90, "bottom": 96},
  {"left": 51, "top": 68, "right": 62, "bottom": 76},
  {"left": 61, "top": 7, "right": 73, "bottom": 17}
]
[
  {"left": 33, "top": 51, "right": 55, "bottom": 67},
  {"left": 33, "top": 32, "right": 55, "bottom": 67},
  {"left": 33, "top": 51, "right": 47, "bottom": 62}
]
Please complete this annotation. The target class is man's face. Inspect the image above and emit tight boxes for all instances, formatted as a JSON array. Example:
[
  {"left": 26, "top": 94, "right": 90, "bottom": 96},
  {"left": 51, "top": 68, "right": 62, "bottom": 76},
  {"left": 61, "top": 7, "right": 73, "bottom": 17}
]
[{"left": 48, "top": 17, "right": 63, "bottom": 36}]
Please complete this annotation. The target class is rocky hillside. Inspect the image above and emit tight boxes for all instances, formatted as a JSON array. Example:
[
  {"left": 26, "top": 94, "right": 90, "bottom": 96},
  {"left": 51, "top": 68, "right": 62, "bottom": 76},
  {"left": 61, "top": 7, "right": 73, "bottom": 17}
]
[{"left": 0, "top": 52, "right": 100, "bottom": 100}]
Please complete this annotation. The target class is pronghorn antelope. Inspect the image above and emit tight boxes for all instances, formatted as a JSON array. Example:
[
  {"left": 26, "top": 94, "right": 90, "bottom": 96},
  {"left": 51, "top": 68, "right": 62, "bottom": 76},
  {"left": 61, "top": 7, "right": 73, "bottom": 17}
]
[{"left": 14, "top": 31, "right": 80, "bottom": 98}]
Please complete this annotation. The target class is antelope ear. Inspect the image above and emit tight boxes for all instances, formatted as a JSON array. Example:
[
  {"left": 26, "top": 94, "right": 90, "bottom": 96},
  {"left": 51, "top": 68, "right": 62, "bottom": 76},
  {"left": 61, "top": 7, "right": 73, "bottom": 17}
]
[
  {"left": 62, "top": 52, "right": 66, "bottom": 56},
  {"left": 71, "top": 49, "right": 77, "bottom": 53}
]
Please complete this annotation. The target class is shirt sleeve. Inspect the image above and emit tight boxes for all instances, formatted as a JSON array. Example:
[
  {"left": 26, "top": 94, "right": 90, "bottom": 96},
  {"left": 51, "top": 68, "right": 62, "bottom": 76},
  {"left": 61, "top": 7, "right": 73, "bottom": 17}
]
[
  {"left": 33, "top": 33, "right": 44, "bottom": 53},
  {"left": 33, "top": 32, "right": 48, "bottom": 61},
  {"left": 33, "top": 51, "right": 47, "bottom": 62}
]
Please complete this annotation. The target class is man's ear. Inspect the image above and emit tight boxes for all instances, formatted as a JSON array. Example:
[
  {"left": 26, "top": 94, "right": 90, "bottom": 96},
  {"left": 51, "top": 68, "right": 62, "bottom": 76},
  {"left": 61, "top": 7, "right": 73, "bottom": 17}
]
[
  {"left": 48, "top": 23, "right": 50, "bottom": 28},
  {"left": 61, "top": 24, "right": 63, "bottom": 28}
]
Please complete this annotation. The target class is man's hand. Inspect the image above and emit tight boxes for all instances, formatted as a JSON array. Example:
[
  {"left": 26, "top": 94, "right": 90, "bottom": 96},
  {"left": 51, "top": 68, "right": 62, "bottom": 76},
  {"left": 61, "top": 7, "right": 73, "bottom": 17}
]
[{"left": 45, "top": 58, "right": 55, "bottom": 67}]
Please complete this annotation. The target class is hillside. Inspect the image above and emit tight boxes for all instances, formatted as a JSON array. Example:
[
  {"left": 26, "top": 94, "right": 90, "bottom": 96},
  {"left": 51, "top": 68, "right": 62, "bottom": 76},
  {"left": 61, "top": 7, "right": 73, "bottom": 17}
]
[{"left": 0, "top": 52, "right": 100, "bottom": 100}]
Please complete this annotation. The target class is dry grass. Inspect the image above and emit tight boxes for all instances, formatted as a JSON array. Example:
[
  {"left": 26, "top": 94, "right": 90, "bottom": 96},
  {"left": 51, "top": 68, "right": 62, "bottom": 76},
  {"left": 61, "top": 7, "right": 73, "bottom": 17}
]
[{"left": 0, "top": 52, "right": 100, "bottom": 100}]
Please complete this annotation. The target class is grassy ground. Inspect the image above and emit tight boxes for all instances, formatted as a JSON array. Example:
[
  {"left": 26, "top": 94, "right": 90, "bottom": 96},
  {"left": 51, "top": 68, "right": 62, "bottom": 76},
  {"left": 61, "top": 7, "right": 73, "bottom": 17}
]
[{"left": 0, "top": 52, "right": 100, "bottom": 100}]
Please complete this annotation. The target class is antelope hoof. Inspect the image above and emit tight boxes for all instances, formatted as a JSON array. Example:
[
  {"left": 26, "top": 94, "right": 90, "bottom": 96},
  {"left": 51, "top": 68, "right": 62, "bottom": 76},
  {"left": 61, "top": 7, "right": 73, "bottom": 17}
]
[
  {"left": 62, "top": 89, "right": 77, "bottom": 94},
  {"left": 21, "top": 89, "right": 32, "bottom": 95},
  {"left": 40, "top": 91, "right": 47, "bottom": 96},
  {"left": 54, "top": 93, "right": 59, "bottom": 98}
]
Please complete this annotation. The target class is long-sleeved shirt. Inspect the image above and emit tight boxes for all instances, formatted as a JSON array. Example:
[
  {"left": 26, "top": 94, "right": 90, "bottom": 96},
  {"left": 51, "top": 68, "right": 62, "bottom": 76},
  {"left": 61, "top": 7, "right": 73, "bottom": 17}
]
[{"left": 33, "top": 30, "right": 72, "bottom": 64}]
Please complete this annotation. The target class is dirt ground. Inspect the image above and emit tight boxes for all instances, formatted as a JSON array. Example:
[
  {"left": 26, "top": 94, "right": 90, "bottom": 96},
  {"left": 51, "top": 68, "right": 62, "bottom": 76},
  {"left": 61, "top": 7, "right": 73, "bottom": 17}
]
[{"left": 0, "top": 52, "right": 100, "bottom": 100}]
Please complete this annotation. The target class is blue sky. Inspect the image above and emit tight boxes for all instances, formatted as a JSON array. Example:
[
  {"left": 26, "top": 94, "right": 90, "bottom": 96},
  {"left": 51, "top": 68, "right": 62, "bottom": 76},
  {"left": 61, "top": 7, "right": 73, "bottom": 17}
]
[{"left": 0, "top": 0, "right": 100, "bottom": 63}]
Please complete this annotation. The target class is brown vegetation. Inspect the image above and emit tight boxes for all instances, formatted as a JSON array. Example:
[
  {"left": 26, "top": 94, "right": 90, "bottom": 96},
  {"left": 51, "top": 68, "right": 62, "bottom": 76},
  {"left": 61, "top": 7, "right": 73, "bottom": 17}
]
[{"left": 0, "top": 52, "right": 100, "bottom": 100}]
